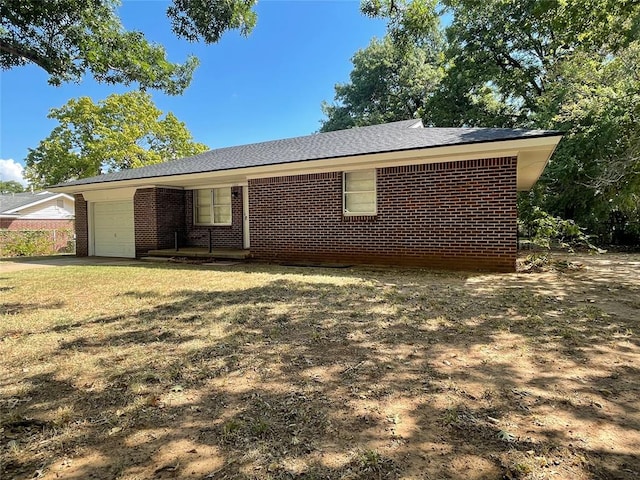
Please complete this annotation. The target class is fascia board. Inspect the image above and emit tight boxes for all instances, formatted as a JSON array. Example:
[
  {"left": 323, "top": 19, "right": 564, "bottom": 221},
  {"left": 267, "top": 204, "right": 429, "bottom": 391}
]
[{"left": 3, "top": 192, "right": 73, "bottom": 214}]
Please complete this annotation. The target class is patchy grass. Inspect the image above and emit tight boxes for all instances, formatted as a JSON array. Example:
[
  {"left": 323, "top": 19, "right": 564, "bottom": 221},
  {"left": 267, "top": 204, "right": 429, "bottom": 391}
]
[{"left": 0, "top": 253, "right": 639, "bottom": 479}]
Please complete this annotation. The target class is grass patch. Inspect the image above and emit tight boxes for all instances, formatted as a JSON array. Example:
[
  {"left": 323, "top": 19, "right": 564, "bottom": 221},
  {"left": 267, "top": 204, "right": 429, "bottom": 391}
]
[{"left": 1, "top": 255, "right": 639, "bottom": 479}]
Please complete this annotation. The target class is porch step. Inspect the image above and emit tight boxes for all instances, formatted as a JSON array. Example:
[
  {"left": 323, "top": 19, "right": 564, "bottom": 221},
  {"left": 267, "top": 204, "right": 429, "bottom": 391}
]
[
  {"left": 139, "top": 256, "right": 172, "bottom": 263},
  {"left": 146, "top": 248, "right": 251, "bottom": 260},
  {"left": 140, "top": 256, "right": 242, "bottom": 266}
]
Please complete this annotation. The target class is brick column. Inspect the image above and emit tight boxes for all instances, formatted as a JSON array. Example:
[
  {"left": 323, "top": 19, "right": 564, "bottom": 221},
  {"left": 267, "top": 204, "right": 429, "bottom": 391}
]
[{"left": 74, "top": 194, "right": 89, "bottom": 257}]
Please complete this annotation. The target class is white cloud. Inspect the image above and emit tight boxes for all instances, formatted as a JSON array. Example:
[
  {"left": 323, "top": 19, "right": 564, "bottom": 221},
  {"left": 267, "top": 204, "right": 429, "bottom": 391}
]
[{"left": 0, "top": 159, "right": 28, "bottom": 186}]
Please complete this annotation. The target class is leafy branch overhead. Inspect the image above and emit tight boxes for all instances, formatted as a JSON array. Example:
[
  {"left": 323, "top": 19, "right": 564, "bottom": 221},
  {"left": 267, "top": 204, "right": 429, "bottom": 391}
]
[
  {"left": 24, "top": 91, "right": 209, "bottom": 188},
  {"left": 0, "top": 0, "right": 258, "bottom": 94}
]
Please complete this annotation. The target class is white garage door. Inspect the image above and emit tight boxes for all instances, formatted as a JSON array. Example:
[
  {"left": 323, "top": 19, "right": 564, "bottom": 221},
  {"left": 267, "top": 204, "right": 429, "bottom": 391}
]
[{"left": 93, "top": 201, "right": 135, "bottom": 258}]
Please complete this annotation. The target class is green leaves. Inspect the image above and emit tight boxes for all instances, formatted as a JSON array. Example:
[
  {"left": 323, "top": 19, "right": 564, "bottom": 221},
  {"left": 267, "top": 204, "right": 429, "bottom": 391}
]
[
  {"left": 0, "top": 180, "right": 25, "bottom": 193},
  {"left": 519, "top": 206, "right": 602, "bottom": 253},
  {"left": 0, "top": 0, "right": 258, "bottom": 93},
  {"left": 320, "top": 35, "right": 443, "bottom": 132},
  {"left": 361, "top": 0, "right": 442, "bottom": 47},
  {"left": 537, "top": 41, "right": 640, "bottom": 242},
  {"left": 167, "top": 0, "right": 257, "bottom": 43},
  {"left": 24, "top": 92, "right": 208, "bottom": 187}
]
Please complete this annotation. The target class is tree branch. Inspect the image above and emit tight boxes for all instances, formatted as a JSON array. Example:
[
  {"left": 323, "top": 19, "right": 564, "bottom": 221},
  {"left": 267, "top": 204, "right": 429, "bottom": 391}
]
[{"left": 0, "top": 40, "right": 55, "bottom": 74}]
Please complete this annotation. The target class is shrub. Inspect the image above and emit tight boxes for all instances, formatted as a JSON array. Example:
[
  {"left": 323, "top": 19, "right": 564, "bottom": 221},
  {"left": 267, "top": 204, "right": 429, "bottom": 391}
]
[
  {"left": 0, "top": 230, "right": 56, "bottom": 257},
  {"left": 519, "top": 207, "right": 604, "bottom": 253}
]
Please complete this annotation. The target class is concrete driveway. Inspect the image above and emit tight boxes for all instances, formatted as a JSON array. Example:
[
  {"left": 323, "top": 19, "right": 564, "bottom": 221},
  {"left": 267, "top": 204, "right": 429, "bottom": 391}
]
[{"left": 0, "top": 255, "right": 144, "bottom": 273}]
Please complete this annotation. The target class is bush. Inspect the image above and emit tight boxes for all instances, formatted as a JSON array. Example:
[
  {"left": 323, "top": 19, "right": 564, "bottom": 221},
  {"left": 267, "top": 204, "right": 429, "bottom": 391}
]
[
  {"left": 0, "top": 230, "right": 56, "bottom": 257},
  {"left": 519, "top": 207, "right": 604, "bottom": 253},
  {"left": 518, "top": 207, "right": 605, "bottom": 272}
]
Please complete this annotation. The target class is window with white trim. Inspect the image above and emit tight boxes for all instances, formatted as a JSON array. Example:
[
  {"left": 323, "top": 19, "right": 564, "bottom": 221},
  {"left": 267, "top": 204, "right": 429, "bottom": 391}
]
[
  {"left": 343, "top": 170, "right": 376, "bottom": 215},
  {"left": 194, "top": 187, "right": 232, "bottom": 225}
]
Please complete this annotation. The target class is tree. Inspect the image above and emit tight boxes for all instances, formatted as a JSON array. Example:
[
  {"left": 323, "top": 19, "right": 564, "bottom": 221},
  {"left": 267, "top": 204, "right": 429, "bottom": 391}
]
[
  {"left": 320, "top": 35, "right": 442, "bottom": 132},
  {"left": 24, "top": 91, "right": 208, "bottom": 187},
  {"left": 353, "top": 1, "right": 639, "bottom": 128},
  {"left": 0, "top": 0, "right": 258, "bottom": 94},
  {"left": 0, "top": 180, "right": 25, "bottom": 193},
  {"left": 439, "top": 0, "right": 639, "bottom": 121},
  {"left": 361, "top": 0, "right": 441, "bottom": 48},
  {"left": 534, "top": 43, "right": 640, "bottom": 243}
]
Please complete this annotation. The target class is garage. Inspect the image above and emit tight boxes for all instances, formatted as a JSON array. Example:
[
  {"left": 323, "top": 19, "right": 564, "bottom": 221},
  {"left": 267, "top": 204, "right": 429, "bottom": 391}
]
[{"left": 92, "top": 200, "right": 135, "bottom": 258}]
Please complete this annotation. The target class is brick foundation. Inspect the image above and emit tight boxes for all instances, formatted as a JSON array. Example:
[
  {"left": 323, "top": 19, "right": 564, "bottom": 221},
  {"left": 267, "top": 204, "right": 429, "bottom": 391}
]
[{"left": 248, "top": 157, "right": 518, "bottom": 272}]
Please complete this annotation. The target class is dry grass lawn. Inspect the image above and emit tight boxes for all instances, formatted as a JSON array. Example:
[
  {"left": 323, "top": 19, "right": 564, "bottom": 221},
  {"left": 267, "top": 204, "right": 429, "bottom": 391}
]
[{"left": 0, "top": 253, "right": 639, "bottom": 479}]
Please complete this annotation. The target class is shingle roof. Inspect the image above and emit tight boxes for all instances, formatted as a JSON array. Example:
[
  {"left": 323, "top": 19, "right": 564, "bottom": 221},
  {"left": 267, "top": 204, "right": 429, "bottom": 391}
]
[
  {"left": 0, "top": 191, "right": 59, "bottom": 214},
  {"left": 51, "top": 120, "right": 560, "bottom": 188}
]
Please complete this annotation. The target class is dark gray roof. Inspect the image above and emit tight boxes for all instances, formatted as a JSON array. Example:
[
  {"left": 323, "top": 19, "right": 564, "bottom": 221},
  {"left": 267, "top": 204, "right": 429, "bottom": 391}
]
[
  {"left": 0, "top": 191, "right": 60, "bottom": 214},
  {"left": 51, "top": 120, "right": 560, "bottom": 188}
]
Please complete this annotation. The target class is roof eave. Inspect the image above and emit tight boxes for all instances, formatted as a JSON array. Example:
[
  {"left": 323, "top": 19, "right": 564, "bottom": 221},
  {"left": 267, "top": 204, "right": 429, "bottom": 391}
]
[
  {"left": 49, "top": 135, "right": 563, "bottom": 194},
  {"left": 2, "top": 192, "right": 74, "bottom": 214}
]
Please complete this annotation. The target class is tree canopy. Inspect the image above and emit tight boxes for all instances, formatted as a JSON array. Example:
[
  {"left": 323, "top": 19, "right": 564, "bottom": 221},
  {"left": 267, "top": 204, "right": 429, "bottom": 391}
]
[
  {"left": 320, "top": 36, "right": 442, "bottom": 132},
  {"left": 0, "top": 0, "right": 258, "bottom": 94},
  {"left": 25, "top": 91, "right": 208, "bottom": 187},
  {"left": 0, "top": 180, "right": 25, "bottom": 193},
  {"left": 322, "top": 0, "right": 640, "bottom": 245}
]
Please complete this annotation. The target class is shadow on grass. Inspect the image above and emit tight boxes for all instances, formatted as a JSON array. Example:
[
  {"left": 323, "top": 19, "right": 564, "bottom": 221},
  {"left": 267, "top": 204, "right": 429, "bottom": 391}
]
[
  {"left": 1, "top": 258, "right": 639, "bottom": 479},
  {"left": 1, "top": 301, "right": 65, "bottom": 315}
]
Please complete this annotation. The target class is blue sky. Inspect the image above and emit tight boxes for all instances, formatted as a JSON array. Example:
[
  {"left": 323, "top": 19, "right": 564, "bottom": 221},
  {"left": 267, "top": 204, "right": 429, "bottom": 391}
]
[{"left": 0, "top": 0, "right": 387, "bottom": 185}]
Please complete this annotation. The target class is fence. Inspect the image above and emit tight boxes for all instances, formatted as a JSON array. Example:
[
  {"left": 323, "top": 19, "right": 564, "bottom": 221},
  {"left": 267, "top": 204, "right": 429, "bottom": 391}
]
[{"left": 0, "top": 229, "right": 76, "bottom": 258}]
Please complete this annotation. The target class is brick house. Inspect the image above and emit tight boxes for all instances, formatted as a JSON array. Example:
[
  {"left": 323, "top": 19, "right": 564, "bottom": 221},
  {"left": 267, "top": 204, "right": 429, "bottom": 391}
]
[
  {"left": 50, "top": 120, "right": 562, "bottom": 271},
  {"left": 0, "top": 191, "right": 75, "bottom": 252},
  {"left": 0, "top": 191, "right": 75, "bottom": 230}
]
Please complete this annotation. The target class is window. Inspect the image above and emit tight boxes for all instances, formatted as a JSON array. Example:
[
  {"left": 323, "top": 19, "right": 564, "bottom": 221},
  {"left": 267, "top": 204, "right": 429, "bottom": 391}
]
[
  {"left": 212, "top": 187, "right": 232, "bottom": 224},
  {"left": 194, "top": 188, "right": 232, "bottom": 225},
  {"left": 343, "top": 170, "right": 376, "bottom": 215},
  {"left": 56, "top": 198, "right": 64, "bottom": 209}
]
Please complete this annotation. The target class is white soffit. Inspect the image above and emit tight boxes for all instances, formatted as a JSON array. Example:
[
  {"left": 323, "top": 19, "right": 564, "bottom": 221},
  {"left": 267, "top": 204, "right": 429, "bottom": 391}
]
[{"left": 81, "top": 187, "right": 137, "bottom": 202}]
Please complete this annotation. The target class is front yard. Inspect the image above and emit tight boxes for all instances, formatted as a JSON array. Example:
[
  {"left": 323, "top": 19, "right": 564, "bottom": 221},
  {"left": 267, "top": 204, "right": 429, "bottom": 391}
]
[{"left": 1, "top": 254, "right": 638, "bottom": 479}]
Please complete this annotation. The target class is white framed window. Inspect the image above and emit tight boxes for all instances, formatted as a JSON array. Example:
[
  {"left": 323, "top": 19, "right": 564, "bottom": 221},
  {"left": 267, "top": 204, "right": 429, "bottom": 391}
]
[
  {"left": 343, "top": 169, "right": 377, "bottom": 215},
  {"left": 194, "top": 187, "right": 232, "bottom": 225},
  {"left": 212, "top": 187, "right": 232, "bottom": 225},
  {"left": 194, "top": 189, "right": 212, "bottom": 224}
]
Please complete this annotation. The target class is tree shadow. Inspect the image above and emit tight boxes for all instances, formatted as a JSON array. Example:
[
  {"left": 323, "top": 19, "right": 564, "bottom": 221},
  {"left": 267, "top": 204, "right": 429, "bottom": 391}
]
[
  {"left": 1, "top": 301, "right": 65, "bottom": 315},
  {"left": 1, "top": 256, "right": 639, "bottom": 479}
]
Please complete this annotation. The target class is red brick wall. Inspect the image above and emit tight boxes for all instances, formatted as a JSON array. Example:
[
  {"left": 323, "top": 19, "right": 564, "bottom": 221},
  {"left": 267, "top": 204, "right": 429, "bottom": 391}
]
[
  {"left": 74, "top": 194, "right": 89, "bottom": 257},
  {"left": 156, "top": 188, "right": 186, "bottom": 249},
  {"left": 185, "top": 186, "right": 244, "bottom": 249},
  {"left": 134, "top": 189, "right": 158, "bottom": 255},
  {"left": 134, "top": 188, "right": 185, "bottom": 256},
  {"left": 248, "top": 157, "right": 518, "bottom": 272},
  {"left": 0, "top": 218, "right": 73, "bottom": 230}
]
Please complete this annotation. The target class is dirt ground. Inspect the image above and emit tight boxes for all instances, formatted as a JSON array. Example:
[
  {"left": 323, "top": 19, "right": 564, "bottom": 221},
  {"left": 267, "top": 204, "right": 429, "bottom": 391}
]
[{"left": 0, "top": 253, "right": 638, "bottom": 479}]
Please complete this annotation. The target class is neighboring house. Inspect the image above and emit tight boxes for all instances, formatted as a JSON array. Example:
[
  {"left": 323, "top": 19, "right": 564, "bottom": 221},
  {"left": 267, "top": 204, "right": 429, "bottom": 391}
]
[
  {"left": 0, "top": 191, "right": 75, "bottom": 230},
  {"left": 0, "top": 191, "right": 75, "bottom": 253},
  {"left": 50, "top": 120, "right": 562, "bottom": 271}
]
